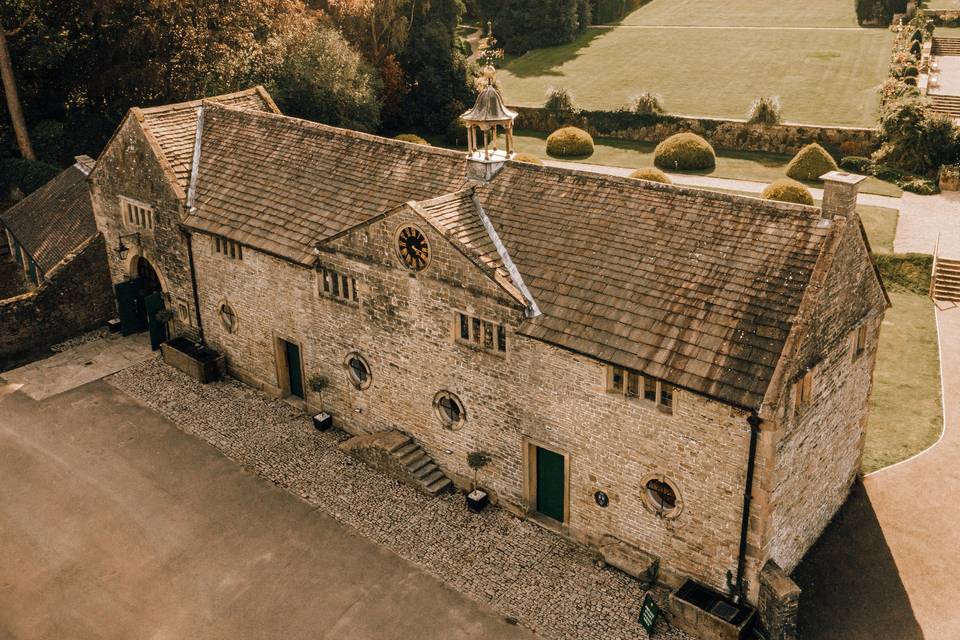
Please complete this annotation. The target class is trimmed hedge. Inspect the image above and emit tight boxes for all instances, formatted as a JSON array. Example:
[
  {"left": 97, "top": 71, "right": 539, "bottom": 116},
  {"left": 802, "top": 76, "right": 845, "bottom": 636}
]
[
  {"left": 546, "top": 126, "right": 594, "bottom": 157},
  {"left": 514, "top": 152, "right": 544, "bottom": 165},
  {"left": 653, "top": 133, "right": 715, "bottom": 171},
  {"left": 761, "top": 179, "right": 815, "bottom": 206},
  {"left": 840, "top": 156, "right": 873, "bottom": 173},
  {"left": 874, "top": 253, "right": 932, "bottom": 295},
  {"left": 0, "top": 158, "right": 61, "bottom": 197},
  {"left": 628, "top": 167, "right": 671, "bottom": 184},
  {"left": 786, "top": 143, "right": 838, "bottom": 181},
  {"left": 394, "top": 134, "right": 431, "bottom": 146}
]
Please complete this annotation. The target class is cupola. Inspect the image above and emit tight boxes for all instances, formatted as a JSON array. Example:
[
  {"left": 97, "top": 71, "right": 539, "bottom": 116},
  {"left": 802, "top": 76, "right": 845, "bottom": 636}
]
[{"left": 460, "top": 66, "right": 517, "bottom": 182}]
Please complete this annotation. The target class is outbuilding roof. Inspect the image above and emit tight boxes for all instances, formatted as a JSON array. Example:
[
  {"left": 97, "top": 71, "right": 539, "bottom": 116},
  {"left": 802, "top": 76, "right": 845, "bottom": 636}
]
[
  {"left": 174, "top": 103, "right": 866, "bottom": 410},
  {"left": 0, "top": 157, "right": 97, "bottom": 274}
]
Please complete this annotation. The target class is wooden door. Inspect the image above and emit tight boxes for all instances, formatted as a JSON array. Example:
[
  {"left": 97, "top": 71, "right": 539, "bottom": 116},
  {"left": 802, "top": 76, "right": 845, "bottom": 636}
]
[{"left": 536, "top": 447, "right": 565, "bottom": 522}]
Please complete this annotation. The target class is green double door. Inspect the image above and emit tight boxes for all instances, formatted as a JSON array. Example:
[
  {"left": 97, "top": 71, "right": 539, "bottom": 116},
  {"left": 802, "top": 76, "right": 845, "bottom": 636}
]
[
  {"left": 115, "top": 279, "right": 167, "bottom": 349},
  {"left": 536, "top": 447, "right": 566, "bottom": 523}
]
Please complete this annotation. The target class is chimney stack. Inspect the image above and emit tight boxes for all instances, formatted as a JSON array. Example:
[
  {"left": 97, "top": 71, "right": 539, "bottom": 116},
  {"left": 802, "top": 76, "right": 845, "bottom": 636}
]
[{"left": 820, "top": 171, "right": 866, "bottom": 220}]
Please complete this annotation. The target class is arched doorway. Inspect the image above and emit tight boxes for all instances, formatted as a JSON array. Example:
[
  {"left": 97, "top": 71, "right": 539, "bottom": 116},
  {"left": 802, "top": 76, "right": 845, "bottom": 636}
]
[{"left": 115, "top": 255, "right": 169, "bottom": 349}]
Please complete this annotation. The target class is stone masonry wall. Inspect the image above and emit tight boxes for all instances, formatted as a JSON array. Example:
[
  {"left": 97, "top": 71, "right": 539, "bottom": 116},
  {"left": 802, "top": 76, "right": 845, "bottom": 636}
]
[
  {"left": 0, "top": 234, "right": 114, "bottom": 369},
  {"left": 766, "top": 215, "right": 887, "bottom": 574},
  {"left": 192, "top": 209, "right": 756, "bottom": 594},
  {"left": 514, "top": 107, "right": 880, "bottom": 158},
  {"left": 88, "top": 114, "right": 199, "bottom": 341}
]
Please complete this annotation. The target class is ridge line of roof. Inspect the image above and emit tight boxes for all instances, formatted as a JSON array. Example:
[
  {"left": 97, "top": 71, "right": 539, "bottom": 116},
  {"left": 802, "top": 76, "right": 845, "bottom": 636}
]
[{"left": 138, "top": 86, "right": 266, "bottom": 115}]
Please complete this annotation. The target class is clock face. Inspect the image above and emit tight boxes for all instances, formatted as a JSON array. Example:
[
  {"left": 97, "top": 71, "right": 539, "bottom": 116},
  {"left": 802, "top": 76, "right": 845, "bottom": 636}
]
[{"left": 397, "top": 226, "right": 430, "bottom": 271}]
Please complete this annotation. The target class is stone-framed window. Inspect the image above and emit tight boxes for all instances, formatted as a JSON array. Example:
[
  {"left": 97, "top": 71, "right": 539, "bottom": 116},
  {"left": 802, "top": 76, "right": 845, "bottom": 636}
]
[
  {"left": 433, "top": 391, "right": 466, "bottom": 430},
  {"left": 606, "top": 365, "right": 675, "bottom": 414},
  {"left": 344, "top": 352, "right": 371, "bottom": 390},
  {"left": 852, "top": 323, "right": 868, "bottom": 359},
  {"left": 641, "top": 473, "right": 683, "bottom": 519},
  {"left": 218, "top": 301, "right": 238, "bottom": 334},
  {"left": 213, "top": 236, "right": 243, "bottom": 260},
  {"left": 794, "top": 370, "right": 814, "bottom": 411},
  {"left": 176, "top": 299, "right": 191, "bottom": 326},
  {"left": 320, "top": 267, "right": 357, "bottom": 303},
  {"left": 120, "top": 197, "right": 153, "bottom": 230},
  {"left": 455, "top": 311, "right": 506, "bottom": 355}
]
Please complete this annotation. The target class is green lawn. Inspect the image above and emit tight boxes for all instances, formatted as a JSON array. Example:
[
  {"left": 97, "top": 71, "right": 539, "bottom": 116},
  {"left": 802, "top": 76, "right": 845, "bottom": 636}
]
[
  {"left": 498, "top": 8, "right": 893, "bottom": 126},
  {"left": 864, "top": 291, "right": 943, "bottom": 474},
  {"left": 507, "top": 130, "right": 903, "bottom": 197},
  {"left": 620, "top": 0, "right": 860, "bottom": 27}
]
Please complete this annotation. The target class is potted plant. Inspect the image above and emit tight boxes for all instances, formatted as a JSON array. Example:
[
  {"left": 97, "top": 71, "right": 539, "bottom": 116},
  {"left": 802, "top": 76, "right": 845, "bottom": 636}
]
[
  {"left": 466, "top": 451, "right": 492, "bottom": 513},
  {"left": 309, "top": 374, "right": 332, "bottom": 430}
]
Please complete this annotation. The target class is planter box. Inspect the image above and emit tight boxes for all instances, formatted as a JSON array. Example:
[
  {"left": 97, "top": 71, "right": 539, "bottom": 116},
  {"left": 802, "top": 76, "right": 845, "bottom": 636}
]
[
  {"left": 939, "top": 166, "right": 960, "bottom": 192},
  {"left": 466, "top": 490, "right": 489, "bottom": 513},
  {"left": 313, "top": 412, "right": 333, "bottom": 431},
  {"left": 161, "top": 337, "right": 225, "bottom": 384},
  {"left": 669, "top": 579, "right": 756, "bottom": 640}
]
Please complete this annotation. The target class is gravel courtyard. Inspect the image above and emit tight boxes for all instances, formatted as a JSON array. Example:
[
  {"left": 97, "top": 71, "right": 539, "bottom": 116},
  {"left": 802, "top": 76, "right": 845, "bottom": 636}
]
[{"left": 109, "top": 358, "right": 693, "bottom": 640}]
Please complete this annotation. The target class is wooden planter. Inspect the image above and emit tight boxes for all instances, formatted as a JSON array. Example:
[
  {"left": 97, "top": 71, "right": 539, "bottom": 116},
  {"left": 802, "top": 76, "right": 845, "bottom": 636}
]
[{"left": 161, "top": 337, "right": 226, "bottom": 384}]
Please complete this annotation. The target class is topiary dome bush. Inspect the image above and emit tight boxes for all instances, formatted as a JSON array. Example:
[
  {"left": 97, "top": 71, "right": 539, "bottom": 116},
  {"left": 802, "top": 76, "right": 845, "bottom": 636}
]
[
  {"left": 394, "top": 133, "right": 431, "bottom": 146},
  {"left": 786, "top": 143, "right": 838, "bottom": 181},
  {"left": 653, "top": 133, "right": 716, "bottom": 171},
  {"left": 902, "top": 65, "right": 919, "bottom": 78},
  {"left": 513, "top": 152, "right": 544, "bottom": 165},
  {"left": 762, "top": 179, "right": 815, "bottom": 206},
  {"left": 629, "top": 167, "right": 672, "bottom": 184},
  {"left": 546, "top": 127, "right": 594, "bottom": 157}
]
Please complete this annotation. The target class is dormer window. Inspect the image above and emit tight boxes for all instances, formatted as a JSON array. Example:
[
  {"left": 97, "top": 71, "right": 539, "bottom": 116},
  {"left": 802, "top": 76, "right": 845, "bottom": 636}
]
[{"left": 121, "top": 197, "right": 153, "bottom": 230}]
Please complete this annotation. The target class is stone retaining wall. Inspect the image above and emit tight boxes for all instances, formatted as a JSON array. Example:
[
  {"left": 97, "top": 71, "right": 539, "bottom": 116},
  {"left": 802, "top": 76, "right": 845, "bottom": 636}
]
[
  {"left": 757, "top": 560, "right": 800, "bottom": 640},
  {"left": 923, "top": 9, "right": 960, "bottom": 26},
  {"left": 513, "top": 107, "right": 880, "bottom": 157},
  {"left": 0, "top": 234, "right": 114, "bottom": 369}
]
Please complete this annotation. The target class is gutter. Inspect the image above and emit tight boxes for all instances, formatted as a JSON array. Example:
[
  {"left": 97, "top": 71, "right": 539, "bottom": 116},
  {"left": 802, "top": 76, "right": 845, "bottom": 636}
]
[
  {"left": 184, "top": 230, "right": 205, "bottom": 344},
  {"left": 733, "top": 412, "right": 761, "bottom": 602}
]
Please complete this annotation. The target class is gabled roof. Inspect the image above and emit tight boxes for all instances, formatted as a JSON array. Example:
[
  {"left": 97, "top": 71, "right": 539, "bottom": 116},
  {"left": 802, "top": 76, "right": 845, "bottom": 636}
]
[
  {"left": 473, "top": 164, "right": 833, "bottom": 410},
  {"left": 134, "top": 87, "right": 279, "bottom": 191},
  {"left": 184, "top": 105, "right": 469, "bottom": 264},
  {"left": 0, "top": 157, "right": 97, "bottom": 274}
]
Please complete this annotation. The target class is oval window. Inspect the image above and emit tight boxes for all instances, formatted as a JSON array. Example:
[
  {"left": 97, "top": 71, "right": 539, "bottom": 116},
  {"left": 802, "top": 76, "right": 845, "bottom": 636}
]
[
  {"left": 344, "top": 353, "right": 371, "bottom": 390},
  {"left": 641, "top": 474, "right": 683, "bottom": 518},
  {"left": 218, "top": 301, "right": 238, "bottom": 334},
  {"left": 433, "top": 391, "right": 466, "bottom": 430}
]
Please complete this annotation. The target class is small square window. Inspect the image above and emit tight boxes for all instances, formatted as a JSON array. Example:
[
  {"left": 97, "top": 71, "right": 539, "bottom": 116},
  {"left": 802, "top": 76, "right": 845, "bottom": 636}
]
[
  {"left": 643, "top": 377, "right": 657, "bottom": 402},
  {"left": 626, "top": 371, "right": 640, "bottom": 397},
  {"left": 660, "top": 383, "right": 674, "bottom": 412},
  {"left": 610, "top": 366, "right": 624, "bottom": 393}
]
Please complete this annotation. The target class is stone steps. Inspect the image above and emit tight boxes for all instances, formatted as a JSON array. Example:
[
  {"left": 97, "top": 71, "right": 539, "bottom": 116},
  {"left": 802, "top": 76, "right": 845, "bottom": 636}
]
[
  {"left": 932, "top": 258, "right": 960, "bottom": 301},
  {"left": 341, "top": 429, "right": 453, "bottom": 496},
  {"left": 932, "top": 37, "right": 960, "bottom": 56},
  {"left": 930, "top": 95, "right": 960, "bottom": 119}
]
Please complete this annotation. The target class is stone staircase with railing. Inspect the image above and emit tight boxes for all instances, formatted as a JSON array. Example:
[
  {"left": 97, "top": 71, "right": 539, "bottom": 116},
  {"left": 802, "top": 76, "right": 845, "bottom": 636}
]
[
  {"left": 930, "top": 95, "right": 960, "bottom": 119},
  {"left": 932, "top": 37, "right": 960, "bottom": 56},
  {"left": 931, "top": 257, "right": 960, "bottom": 302},
  {"left": 339, "top": 429, "right": 453, "bottom": 495}
]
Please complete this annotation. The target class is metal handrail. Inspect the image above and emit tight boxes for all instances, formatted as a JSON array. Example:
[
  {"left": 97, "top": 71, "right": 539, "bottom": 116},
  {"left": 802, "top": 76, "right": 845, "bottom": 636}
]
[{"left": 930, "top": 232, "right": 941, "bottom": 300}]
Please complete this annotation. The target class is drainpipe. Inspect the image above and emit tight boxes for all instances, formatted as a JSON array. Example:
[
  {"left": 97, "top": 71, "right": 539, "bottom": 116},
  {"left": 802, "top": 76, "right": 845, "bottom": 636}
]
[
  {"left": 185, "top": 230, "right": 205, "bottom": 344},
  {"left": 734, "top": 413, "right": 761, "bottom": 603}
]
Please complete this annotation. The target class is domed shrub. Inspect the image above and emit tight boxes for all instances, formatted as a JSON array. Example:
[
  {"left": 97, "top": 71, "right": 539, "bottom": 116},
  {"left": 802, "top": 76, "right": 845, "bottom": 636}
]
[
  {"left": 513, "top": 153, "right": 544, "bottom": 165},
  {"left": 653, "top": 133, "right": 716, "bottom": 171},
  {"left": 394, "top": 133, "right": 431, "bottom": 146},
  {"left": 629, "top": 167, "right": 672, "bottom": 184},
  {"left": 747, "top": 96, "right": 782, "bottom": 125},
  {"left": 903, "top": 76, "right": 918, "bottom": 86},
  {"left": 546, "top": 127, "right": 594, "bottom": 157},
  {"left": 911, "top": 30, "right": 923, "bottom": 43},
  {"left": 544, "top": 86, "right": 577, "bottom": 112},
  {"left": 762, "top": 179, "right": 815, "bottom": 206},
  {"left": 840, "top": 156, "right": 872, "bottom": 173},
  {"left": 630, "top": 92, "right": 664, "bottom": 116},
  {"left": 786, "top": 143, "right": 838, "bottom": 181},
  {"left": 902, "top": 65, "right": 919, "bottom": 78},
  {"left": 910, "top": 40, "right": 922, "bottom": 57}
]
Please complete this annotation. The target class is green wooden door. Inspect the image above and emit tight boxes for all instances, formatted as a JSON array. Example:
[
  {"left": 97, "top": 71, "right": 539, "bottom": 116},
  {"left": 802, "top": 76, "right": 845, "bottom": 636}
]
[
  {"left": 536, "top": 447, "right": 565, "bottom": 522},
  {"left": 115, "top": 278, "right": 145, "bottom": 336},
  {"left": 145, "top": 291, "right": 168, "bottom": 350},
  {"left": 285, "top": 341, "right": 304, "bottom": 398}
]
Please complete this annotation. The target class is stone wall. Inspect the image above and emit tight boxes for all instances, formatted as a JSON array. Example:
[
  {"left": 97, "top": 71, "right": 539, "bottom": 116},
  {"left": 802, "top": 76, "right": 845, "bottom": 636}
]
[
  {"left": 0, "top": 234, "right": 114, "bottom": 369},
  {"left": 88, "top": 114, "right": 199, "bottom": 341},
  {"left": 758, "top": 560, "right": 800, "bottom": 640},
  {"left": 766, "top": 211, "right": 887, "bottom": 574},
  {"left": 192, "top": 208, "right": 756, "bottom": 595},
  {"left": 513, "top": 107, "right": 880, "bottom": 158},
  {"left": 923, "top": 9, "right": 960, "bottom": 26}
]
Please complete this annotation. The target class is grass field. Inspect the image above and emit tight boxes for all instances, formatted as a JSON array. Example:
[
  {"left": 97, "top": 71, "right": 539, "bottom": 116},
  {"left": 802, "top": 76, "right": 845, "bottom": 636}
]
[
  {"left": 864, "top": 291, "right": 943, "bottom": 474},
  {"left": 498, "top": 2, "right": 893, "bottom": 126},
  {"left": 508, "top": 130, "right": 903, "bottom": 197}
]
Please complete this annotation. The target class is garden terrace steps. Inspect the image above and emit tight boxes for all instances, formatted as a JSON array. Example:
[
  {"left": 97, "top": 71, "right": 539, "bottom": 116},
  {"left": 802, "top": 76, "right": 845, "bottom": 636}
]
[
  {"left": 932, "top": 258, "right": 960, "bottom": 302},
  {"left": 929, "top": 95, "right": 960, "bottom": 119},
  {"left": 339, "top": 429, "right": 453, "bottom": 496},
  {"left": 932, "top": 37, "right": 960, "bottom": 56}
]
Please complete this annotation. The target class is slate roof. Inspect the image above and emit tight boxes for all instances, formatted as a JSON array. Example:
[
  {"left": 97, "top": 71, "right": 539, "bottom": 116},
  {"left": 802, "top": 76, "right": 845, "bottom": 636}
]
[
  {"left": 137, "top": 87, "right": 278, "bottom": 190},
  {"left": 179, "top": 105, "right": 848, "bottom": 410},
  {"left": 185, "top": 105, "right": 469, "bottom": 264},
  {"left": 0, "top": 157, "right": 97, "bottom": 274}
]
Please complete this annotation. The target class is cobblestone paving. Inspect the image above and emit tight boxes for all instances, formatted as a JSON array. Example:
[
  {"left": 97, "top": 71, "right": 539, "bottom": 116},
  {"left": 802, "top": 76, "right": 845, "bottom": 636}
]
[{"left": 109, "top": 358, "right": 695, "bottom": 640}]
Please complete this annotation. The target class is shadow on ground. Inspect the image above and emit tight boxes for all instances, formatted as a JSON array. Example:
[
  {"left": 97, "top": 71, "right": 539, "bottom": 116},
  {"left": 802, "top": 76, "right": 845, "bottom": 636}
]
[
  {"left": 501, "top": 28, "right": 608, "bottom": 78},
  {"left": 793, "top": 483, "right": 923, "bottom": 640}
]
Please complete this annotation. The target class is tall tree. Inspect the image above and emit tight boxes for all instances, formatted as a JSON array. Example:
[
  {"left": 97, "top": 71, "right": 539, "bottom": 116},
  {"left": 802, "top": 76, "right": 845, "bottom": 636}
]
[{"left": 0, "top": 9, "right": 34, "bottom": 159}]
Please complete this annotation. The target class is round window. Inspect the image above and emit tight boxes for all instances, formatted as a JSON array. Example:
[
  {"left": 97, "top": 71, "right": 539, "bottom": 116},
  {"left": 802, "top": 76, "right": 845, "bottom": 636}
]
[
  {"left": 433, "top": 391, "right": 465, "bottom": 430},
  {"left": 344, "top": 352, "right": 371, "bottom": 390},
  {"left": 218, "top": 302, "right": 238, "bottom": 334},
  {"left": 641, "top": 474, "right": 683, "bottom": 518}
]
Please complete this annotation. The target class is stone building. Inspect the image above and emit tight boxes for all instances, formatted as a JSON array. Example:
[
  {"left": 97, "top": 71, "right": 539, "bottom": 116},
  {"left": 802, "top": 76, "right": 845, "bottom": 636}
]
[
  {"left": 88, "top": 83, "right": 888, "bottom": 629},
  {"left": 0, "top": 156, "right": 114, "bottom": 367}
]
